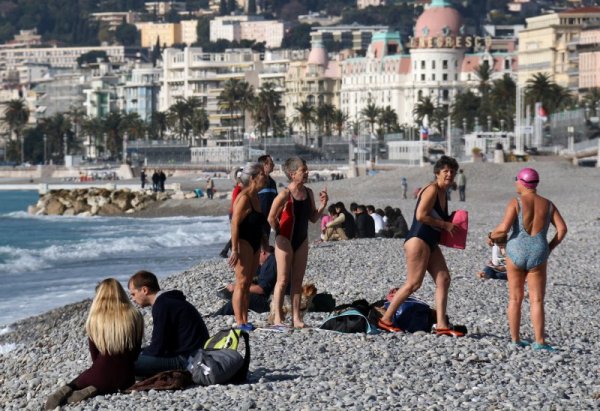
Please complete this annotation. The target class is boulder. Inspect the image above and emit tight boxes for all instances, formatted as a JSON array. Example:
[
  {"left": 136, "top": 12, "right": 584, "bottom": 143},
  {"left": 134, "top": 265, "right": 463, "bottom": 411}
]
[
  {"left": 112, "top": 191, "right": 134, "bottom": 210},
  {"left": 46, "top": 199, "right": 65, "bottom": 215},
  {"left": 63, "top": 209, "right": 75, "bottom": 216},
  {"left": 78, "top": 211, "right": 92, "bottom": 217},
  {"left": 171, "top": 191, "right": 185, "bottom": 200},
  {"left": 27, "top": 205, "right": 40, "bottom": 215},
  {"left": 72, "top": 200, "right": 90, "bottom": 215},
  {"left": 98, "top": 203, "right": 122, "bottom": 216},
  {"left": 184, "top": 192, "right": 197, "bottom": 199}
]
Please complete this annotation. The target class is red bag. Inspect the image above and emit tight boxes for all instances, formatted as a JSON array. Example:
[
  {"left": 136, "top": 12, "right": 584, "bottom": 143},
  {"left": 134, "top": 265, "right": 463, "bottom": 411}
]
[{"left": 440, "top": 209, "right": 468, "bottom": 249}]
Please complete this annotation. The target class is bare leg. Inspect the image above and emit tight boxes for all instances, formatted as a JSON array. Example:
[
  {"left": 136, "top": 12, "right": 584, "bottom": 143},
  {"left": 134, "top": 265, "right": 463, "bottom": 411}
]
[
  {"left": 527, "top": 262, "right": 547, "bottom": 344},
  {"left": 506, "top": 259, "right": 526, "bottom": 342},
  {"left": 272, "top": 235, "right": 293, "bottom": 325},
  {"left": 427, "top": 246, "right": 451, "bottom": 328},
  {"left": 290, "top": 239, "right": 309, "bottom": 328},
  {"left": 232, "top": 240, "right": 254, "bottom": 325},
  {"left": 381, "top": 238, "right": 430, "bottom": 323}
]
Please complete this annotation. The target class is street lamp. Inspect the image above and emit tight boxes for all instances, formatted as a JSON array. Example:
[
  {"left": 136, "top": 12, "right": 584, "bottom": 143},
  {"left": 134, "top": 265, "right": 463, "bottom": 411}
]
[
  {"left": 487, "top": 115, "right": 492, "bottom": 132},
  {"left": 122, "top": 131, "right": 128, "bottom": 164},
  {"left": 500, "top": 119, "right": 505, "bottom": 131},
  {"left": 462, "top": 118, "right": 467, "bottom": 134},
  {"left": 63, "top": 133, "right": 68, "bottom": 158},
  {"left": 43, "top": 134, "right": 47, "bottom": 165}
]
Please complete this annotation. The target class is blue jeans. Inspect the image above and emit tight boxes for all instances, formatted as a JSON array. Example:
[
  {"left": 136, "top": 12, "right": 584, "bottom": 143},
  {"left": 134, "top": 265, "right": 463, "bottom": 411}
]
[{"left": 135, "top": 354, "right": 189, "bottom": 378}]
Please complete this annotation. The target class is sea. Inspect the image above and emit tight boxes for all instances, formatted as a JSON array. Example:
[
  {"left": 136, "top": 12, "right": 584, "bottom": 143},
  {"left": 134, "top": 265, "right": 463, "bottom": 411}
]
[{"left": 0, "top": 190, "right": 230, "bottom": 328}]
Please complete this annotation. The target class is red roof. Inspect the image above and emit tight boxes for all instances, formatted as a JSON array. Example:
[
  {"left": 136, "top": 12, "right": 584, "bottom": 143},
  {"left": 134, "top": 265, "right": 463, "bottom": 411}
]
[{"left": 563, "top": 7, "right": 600, "bottom": 13}]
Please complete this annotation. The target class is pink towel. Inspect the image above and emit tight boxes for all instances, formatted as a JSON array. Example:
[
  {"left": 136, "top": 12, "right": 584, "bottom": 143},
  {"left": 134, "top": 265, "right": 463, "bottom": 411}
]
[{"left": 440, "top": 209, "right": 468, "bottom": 249}]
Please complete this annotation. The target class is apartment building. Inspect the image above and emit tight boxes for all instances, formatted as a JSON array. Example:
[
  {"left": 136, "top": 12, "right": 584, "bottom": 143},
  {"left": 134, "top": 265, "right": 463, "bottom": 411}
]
[
  {"left": 137, "top": 20, "right": 198, "bottom": 47},
  {"left": 576, "top": 26, "right": 600, "bottom": 90},
  {"left": 210, "top": 15, "right": 285, "bottom": 49},
  {"left": 310, "top": 24, "right": 389, "bottom": 53},
  {"left": 161, "top": 47, "right": 261, "bottom": 138},
  {"left": 122, "top": 64, "right": 162, "bottom": 121},
  {"left": 517, "top": 7, "right": 600, "bottom": 88},
  {"left": 90, "top": 11, "right": 139, "bottom": 31}
]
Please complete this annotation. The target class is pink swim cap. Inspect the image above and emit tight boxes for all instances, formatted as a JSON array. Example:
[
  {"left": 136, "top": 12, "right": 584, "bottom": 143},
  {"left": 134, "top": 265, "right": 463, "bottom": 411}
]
[{"left": 516, "top": 167, "right": 539, "bottom": 189}]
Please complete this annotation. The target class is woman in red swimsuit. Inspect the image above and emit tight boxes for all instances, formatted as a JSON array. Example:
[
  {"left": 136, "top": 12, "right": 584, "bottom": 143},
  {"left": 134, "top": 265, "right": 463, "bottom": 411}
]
[{"left": 268, "top": 157, "right": 328, "bottom": 328}]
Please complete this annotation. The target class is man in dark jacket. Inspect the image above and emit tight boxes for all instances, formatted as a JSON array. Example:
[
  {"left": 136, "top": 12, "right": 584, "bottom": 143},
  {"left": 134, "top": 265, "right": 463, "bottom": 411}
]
[
  {"left": 128, "top": 270, "right": 209, "bottom": 378},
  {"left": 335, "top": 202, "right": 357, "bottom": 239},
  {"left": 355, "top": 204, "right": 376, "bottom": 238}
]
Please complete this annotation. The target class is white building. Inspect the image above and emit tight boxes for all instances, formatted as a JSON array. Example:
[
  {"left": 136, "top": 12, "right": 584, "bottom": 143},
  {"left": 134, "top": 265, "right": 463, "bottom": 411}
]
[
  {"left": 340, "top": 0, "right": 517, "bottom": 127},
  {"left": 122, "top": 64, "right": 162, "bottom": 121},
  {"left": 210, "top": 15, "right": 285, "bottom": 49}
]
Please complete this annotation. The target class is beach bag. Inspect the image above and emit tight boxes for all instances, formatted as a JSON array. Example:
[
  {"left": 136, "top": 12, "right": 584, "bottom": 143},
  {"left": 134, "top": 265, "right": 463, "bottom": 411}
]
[
  {"left": 319, "top": 306, "right": 379, "bottom": 335},
  {"left": 188, "top": 329, "right": 250, "bottom": 386},
  {"left": 440, "top": 209, "right": 468, "bottom": 249},
  {"left": 386, "top": 297, "right": 435, "bottom": 333},
  {"left": 308, "top": 293, "right": 336, "bottom": 312}
]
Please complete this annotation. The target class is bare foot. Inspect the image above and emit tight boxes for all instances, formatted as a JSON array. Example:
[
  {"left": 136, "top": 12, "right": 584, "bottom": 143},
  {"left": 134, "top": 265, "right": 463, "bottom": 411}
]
[
  {"left": 476, "top": 271, "right": 486, "bottom": 279},
  {"left": 292, "top": 319, "right": 305, "bottom": 329}
]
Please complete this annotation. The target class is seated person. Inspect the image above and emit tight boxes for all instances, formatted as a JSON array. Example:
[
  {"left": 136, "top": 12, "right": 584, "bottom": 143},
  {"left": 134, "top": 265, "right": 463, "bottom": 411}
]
[
  {"left": 214, "top": 246, "right": 277, "bottom": 315},
  {"left": 128, "top": 270, "right": 209, "bottom": 378},
  {"left": 355, "top": 204, "right": 375, "bottom": 238},
  {"left": 324, "top": 204, "right": 348, "bottom": 241},
  {"left": 476, "top": 244, "right": 507, "bottom": 280},
  {"left": 320, "top": 205, "right": 335, "bottom": 241},
  {"left": 367, "top": 205, "right": 384, "bottom": 235}
]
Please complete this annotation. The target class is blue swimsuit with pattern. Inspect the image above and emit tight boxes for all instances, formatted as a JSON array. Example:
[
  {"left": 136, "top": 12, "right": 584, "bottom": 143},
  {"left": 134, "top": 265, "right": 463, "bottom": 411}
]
[{"left": 506, "top": 197, "right": 553, "bottom": 270}]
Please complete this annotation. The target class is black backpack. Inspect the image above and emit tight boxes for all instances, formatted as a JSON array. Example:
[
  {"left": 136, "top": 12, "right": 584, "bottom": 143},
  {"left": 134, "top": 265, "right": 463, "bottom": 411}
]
[
  {"left": 188, "top": 329, "right": 250, "bottom": 386},
  {"left": 319, "top": 299, "right": 379, "bottom": 334}
]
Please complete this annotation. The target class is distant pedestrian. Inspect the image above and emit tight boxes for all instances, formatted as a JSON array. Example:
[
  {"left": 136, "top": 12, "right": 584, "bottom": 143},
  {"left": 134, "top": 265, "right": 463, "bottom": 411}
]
[
  {"left": 151, "top": 170, "right": 159, "bottom": 192},
  {"left": 206, "top": 177, "right": 214, "bottom": 199},
  {"left": 140, "top": 169, "right": 147, "bottom": 189},
  {"left": 401, "top": 177, "right": 408, "bottom": 199},
  {"left": 457, "top": 169, "right": 466, "bottom": 201},
  {"left": 159, "top": 170, "right": 166, "bottom": 192}
]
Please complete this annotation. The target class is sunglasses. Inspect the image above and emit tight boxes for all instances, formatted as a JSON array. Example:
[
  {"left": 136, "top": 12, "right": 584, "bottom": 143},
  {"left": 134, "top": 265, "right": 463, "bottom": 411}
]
[{"left": 514, "top": 176, "right": 539, "bottom": 184}]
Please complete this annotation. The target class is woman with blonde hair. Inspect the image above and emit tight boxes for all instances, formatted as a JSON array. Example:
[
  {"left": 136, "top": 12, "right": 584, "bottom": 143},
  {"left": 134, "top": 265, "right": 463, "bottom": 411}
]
[
  {"left": 228, "top": 162, "right": 268, "bottom": 331},
  {"left": 45, "top": 278, "right": 144, "bottom": 409}
]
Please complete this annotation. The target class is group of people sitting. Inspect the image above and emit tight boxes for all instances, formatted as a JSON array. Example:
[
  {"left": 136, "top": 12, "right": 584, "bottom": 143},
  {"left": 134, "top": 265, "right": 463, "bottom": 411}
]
[
  {"left": 320, "top": 202, "right": 409, "bottom": 241},
  {"left": 45, "top": 271, "right": 210, "bottom": 409}
]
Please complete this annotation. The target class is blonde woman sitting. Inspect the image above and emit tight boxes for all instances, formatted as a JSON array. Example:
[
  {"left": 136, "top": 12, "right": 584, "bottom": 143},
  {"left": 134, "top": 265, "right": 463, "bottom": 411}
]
[{"left": 45, "top": 278, "right": 144, "bottom": 409}]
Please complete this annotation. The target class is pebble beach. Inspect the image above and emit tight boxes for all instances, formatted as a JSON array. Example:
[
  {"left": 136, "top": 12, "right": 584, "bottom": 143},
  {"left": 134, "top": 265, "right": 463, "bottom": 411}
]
[{"left": 1, "top": 159, "right": 599, "bottom": 410}]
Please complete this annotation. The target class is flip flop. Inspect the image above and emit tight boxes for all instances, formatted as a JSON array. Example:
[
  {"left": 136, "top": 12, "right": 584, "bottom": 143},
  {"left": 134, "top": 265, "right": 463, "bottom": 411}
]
[
  {"left": 377, "top": 319, "right": 402, "bottom": 333},
  {"left": 435, "top": 328, "right": 465, "bottom": 337}
]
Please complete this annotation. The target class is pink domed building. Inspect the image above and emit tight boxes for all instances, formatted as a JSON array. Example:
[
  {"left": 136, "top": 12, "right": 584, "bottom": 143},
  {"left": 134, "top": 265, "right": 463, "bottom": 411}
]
[{"left": 340, "top": 0, "right": 517, "bottom": 137}]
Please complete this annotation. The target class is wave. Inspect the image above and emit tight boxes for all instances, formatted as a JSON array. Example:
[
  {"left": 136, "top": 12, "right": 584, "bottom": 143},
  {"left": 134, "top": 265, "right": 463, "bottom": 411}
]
[
  {"left": 0, "top": 326, "right": 11, "bottom": 335},
  {"left": 0, "top": 343, "right": 17, "bottom": 355},
  {"left": 0, "top": 217, "right": 230, "bottom": 274}
]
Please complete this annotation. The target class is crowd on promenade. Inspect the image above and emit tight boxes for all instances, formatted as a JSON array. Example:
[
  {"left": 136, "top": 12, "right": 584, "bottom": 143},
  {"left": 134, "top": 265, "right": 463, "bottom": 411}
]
[{"left": 45, "top": 154, "right": 568, "bottom": 407}]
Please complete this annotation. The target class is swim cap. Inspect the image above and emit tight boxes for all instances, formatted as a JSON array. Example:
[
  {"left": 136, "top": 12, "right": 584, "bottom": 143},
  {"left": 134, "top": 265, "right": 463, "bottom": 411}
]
[{"left": 516, "top": 167, "right": 539, "bottom": 189}]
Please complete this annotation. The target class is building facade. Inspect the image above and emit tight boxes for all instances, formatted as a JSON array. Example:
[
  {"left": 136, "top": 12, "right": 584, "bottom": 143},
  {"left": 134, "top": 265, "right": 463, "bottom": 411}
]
[
  {"left": 310, "top": 24, "right": 389, "bottom": 53},
  {"left": 517, "top": 7, "right": 600, "bottom": 89},
  {"left": 340, "top": 0, "right": 517, "bottom": 128},
  {"left": 576, "top": 26, "right": 600, "bottom": 91},
  {"left": 122, "top": 64, "right": 162, "bottom": 121},
  {"left": 210, "top": 16, "right": 285, "bottom": 49}
]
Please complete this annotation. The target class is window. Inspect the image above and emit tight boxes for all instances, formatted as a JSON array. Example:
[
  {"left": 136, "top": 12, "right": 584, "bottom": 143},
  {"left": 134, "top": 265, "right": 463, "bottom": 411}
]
[
  {"left": 432, "top": 60, "right": 436, "bottom": 69},
  {"left": 421, "top": 74, "right": 425, "bottom": 81},
  {"left": 443, "top": 73, "right": 448, "bottom": 81},
  {"left": 421, "top": 60, "right": 425, "bottom": 69},
  {"left": 442, "top": 60, "right": 448, "bottom": 69},
  {"left": 432, "top": 74, "right": 436, "bottom": 81}
]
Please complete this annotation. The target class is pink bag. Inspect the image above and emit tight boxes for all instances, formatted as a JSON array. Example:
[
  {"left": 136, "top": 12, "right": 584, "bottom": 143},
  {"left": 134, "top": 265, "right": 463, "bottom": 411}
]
[{"left": 440, "top": 209, "right": 468, "bottom": 249}]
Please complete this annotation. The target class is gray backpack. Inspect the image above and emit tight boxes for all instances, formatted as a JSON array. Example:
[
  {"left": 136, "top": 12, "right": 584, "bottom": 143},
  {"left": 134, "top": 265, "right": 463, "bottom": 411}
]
[{"left": 187, "top": 329, "right": 250, "bottom": 386}]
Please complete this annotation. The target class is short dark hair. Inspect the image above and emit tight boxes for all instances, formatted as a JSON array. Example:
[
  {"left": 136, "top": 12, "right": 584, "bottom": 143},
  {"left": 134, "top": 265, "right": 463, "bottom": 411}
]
[
  {"left": 433, "top": 155, "right": 459, "bottom": 175},
  {"left": 257, "top": 154, "right": 272, "bottom": 165},
  {"left": 356, "top": 205, "right": 366, "bottom": 212},
  {"left": 129, "top": 270, "right": 160, "bottom": 293},
  {"left": 350, "top": 202, "right": 358, "bottom": 212},
  {"left": 335, "top": 201, "right": 345, "bottom": 210},
  {"left": 366, "top": 205, "right": 375, "bottom": 213}
]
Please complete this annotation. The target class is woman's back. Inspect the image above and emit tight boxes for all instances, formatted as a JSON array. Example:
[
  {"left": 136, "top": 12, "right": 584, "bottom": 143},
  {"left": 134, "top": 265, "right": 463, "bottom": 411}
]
[{"left": 519, "top": 194, "right": 551, "bottom": 237}]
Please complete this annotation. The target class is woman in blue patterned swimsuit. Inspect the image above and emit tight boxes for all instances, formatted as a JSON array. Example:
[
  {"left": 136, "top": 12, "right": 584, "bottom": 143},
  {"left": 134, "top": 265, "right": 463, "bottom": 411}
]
[{"left": 489, "top": 168, "right": 567, "bottom": 350}]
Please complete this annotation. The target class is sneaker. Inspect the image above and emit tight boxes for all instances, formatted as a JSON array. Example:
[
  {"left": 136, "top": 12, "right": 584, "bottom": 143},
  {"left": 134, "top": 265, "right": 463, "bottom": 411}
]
[
  {"left": 532, "top": 342, "right": 555, "bottom": 351},
  {"left": 510, "top": 340, "right": 530, "bottom": 348}
]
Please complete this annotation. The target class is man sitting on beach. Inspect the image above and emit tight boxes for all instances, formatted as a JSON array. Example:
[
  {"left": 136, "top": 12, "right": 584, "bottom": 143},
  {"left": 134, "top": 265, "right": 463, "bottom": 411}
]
[
  {"left": 128, "top": 270, "right": 209, "bottom": 378},
  {"left": 214, "top": 246, "right": 277, "bottom": 315}
]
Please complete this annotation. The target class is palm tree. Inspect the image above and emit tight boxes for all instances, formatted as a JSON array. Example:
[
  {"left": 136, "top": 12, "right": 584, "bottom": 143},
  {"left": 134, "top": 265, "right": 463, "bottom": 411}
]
[
  {"left": 361, "top": 102, "right": 380, "bottom": 135},
  {"left": 102, "top": 111, "right": 124, "bottom": 159},
  {"left": 582, "top": 87, "right": 600, "bottom": 116},
  {"left": 474, "top": 60, "right": 494, "bottom": 97},
  {"left": 490, "top": 74, "right": 516, "bottom": 130},
  {"left": 294, "top": 101, "right": 315, "bottom": 145},
  {"left": 378, "top": 106, "right": 398, "bottom": 134},
  {"left": 316, "top": 103, "right": 335, "bottom": 137},
  {"left": 413, "top": 96, "right": 435, "bottom": 125},
  {"left": 167, "top": 99, "right": 194, "bottom": 142},
  {"left": 331, "top": 108, "right": 348, "bottom": 138},
  {"left": 254, "top": 82, "right": 282, "bottom": 139},
  {"left": 121, "top": 112, "right": 146, "bottom": 140},
  {"left": 451, "top": 90, "right": 481, "bottom": 131},
  {"left": 150, "top": 111, "right": 168, "bottom": 140},
  {"left": 236, "top": 81, "right": 255, "bottom": 135},
  {"left": 190, "top": 107, "right": 210, "bottom": 146},
  {"left": 218, "top": 78, "right": 242, "bottom": 140},
  {"left": 3, "top": 99, "right": 30, "bottom": 163},
  {"left": 81, "top": 116, "right": 105, "bottom": 158},
  {"left": 40, "top": 114, "right": 73, "bottom": 164}
]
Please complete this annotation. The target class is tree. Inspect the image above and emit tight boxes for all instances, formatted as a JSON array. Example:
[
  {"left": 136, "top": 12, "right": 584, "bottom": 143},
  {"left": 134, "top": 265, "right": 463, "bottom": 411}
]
[
  {"left": 167, "top": 99, "right": 198, "bottom": 142},
  {"left": 331, "top": 108, "right": 348, "bottom": 138},
  {"left": 39, "top": 113, "right": 73, "bottom": 163},
  {"left": 316, "top": 103, "right": 335, "bottom": 136},
  {"left": 102, "top": 112, "right": 125, "bottom": 159},
  {"left": 361, "top": 102, "right": 380, "bottom": 135},
  {"left": 195, "top": 16, "right": 211, "bottom": 47},
  {"left": 77, "top": 50, "right": 108, "bottom": 67},
  {"left": 3, "top": 99, "right": 30, "bottom": 163},
  {"left": 218, "top": 79, "right": 246, "bottom": 140},
  {"left": 294, "top": 101, "right": 315, "bottom": 145},
  {"left": 490, "top": 74, "right": 516, "bottom": 130},
  {"left": 151, "top": 37, "right": 161, "bottom": 66},
  {"left": 219, "top": 0, "right": 228, "bottom": 15},
  {"left": 525, "top": 73, "right": 573, "bottom": 115},
  {"left": 451, "top": 90, "right": 481, "bottom": 131},
  {"left": 474, "top": 60, "right": 494, "bottom": 97},
  {"left": 378, "top": 106, "right": 398, "bottom": 134},
  {"left": 150, "top": 111, "right": 168, "bottom": 140},
  {"left": 190, "top": 107, "right": 210, "bottom": 145},
  {"left": 412, "top": 97, "right": 435, "bottom": 125},
  {"left": 115, "top": 22, "right": 138, "bottom": 46},
  {"left": 247, "top": 0, "right": 256, "bottom": 14},
  {"left": 81, "top": 116, "right": 105, "bottom": 158},
  {"left": 121, "top": 112, "right": 146, "bottom": 140},
  {"left": 582, "top": 87, "right": 600, "bottom": 116},
  {"left": 236, "top": 81, "right": 255, "bottom": 135},
  {"left": 281, "top": 23, "right": 313, "bottom": 49},
  {"left": 253, "top": 82, "right": 282, "bottom": 138}
]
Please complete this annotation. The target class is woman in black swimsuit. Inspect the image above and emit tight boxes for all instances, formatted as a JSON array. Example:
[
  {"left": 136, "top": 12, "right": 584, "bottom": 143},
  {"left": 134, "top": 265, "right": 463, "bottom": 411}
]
[
  {"left": 378, "top": 156, "right": 464, "bottom": 336},
  {"left": 228, "top": 162, "right": 267, "bottom": 331}
]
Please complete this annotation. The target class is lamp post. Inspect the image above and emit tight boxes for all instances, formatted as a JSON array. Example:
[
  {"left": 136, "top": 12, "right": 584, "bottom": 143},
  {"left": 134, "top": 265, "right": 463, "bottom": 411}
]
[
  {"left": 103, "top": 133, "right": 108, "bottom": 161},
  {"left": 462, "top": 118, "right": 467, "bottom": 134},
  {"left": 487, "top": 115, "right": 492, "bottom": 132},
  {"left": 63, "top": 133, "right": 68, "bottom": 157},
  {"left": 43, "top": 134, "right": 47, "bottom": 165},
  {"left": 500, "top": 119, "right": 505, "bottom": 132}
]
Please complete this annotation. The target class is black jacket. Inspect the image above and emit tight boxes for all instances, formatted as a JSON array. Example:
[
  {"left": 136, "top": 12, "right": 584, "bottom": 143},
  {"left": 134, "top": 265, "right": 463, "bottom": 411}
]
[
  {"left": 342, "top": 210, "right": 357, "bottom": 239},
  {"left": 143, "top": 290, "right": 209, "bottom": 358},
  {"left": 356, "top": 213, "right": 376, "bottom": 238}
]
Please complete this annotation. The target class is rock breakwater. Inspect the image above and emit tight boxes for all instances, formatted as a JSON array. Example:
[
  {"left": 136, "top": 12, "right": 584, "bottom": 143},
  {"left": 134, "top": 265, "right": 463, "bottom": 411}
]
[{"left": 27, "top": 188, "right": 200, "bottom": 216}]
